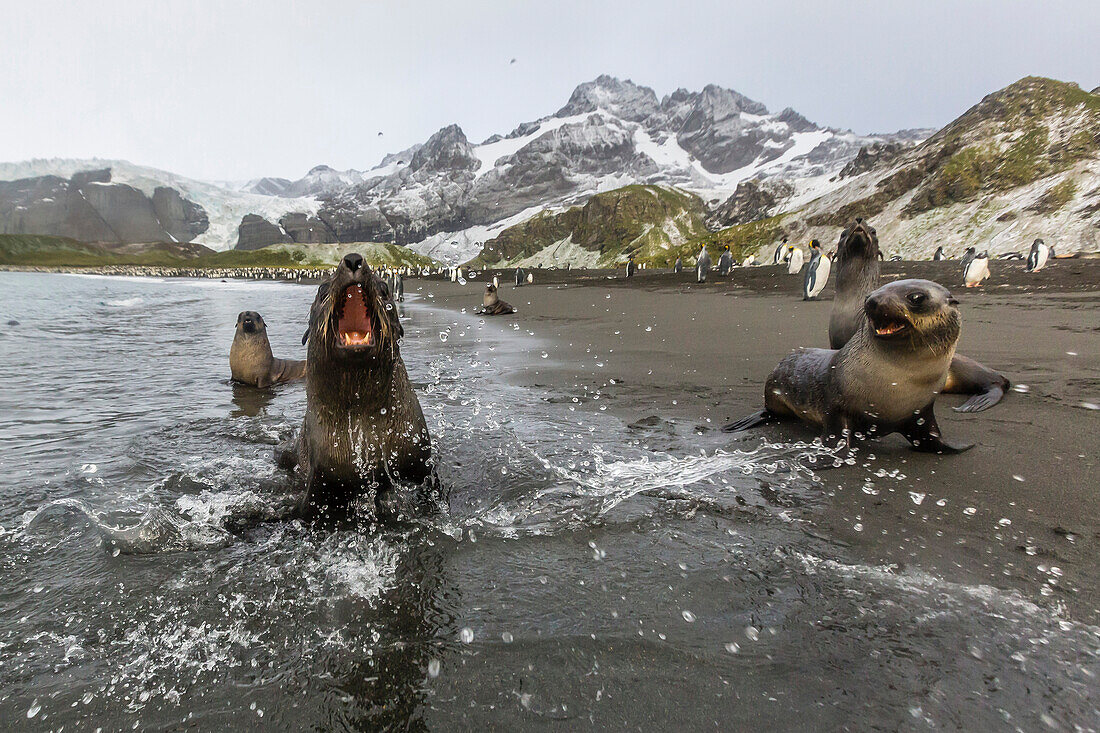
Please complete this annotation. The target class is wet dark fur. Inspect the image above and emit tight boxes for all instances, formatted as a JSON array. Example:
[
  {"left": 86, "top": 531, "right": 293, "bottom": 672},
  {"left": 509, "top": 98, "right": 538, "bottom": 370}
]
[
  {"left": 725, "top": 280, "right": 972, "bottom": 454},
  {"left": 827, "top": 219, "right": 1008, "bottom": 412},
  {"left": 476, "top": 284, "right": 516, "bottom": 316},
  {"left": 278, "top": 256, "right": 434, "bottom": 521},
  {"left": 229, "top": 311, "right": 306, "bottom": 388}
]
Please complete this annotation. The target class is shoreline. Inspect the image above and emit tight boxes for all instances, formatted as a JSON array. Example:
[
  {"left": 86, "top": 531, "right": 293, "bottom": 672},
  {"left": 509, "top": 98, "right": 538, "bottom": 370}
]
[{"left": 410, "top": 266, "right": 1100, "bottom": 622}]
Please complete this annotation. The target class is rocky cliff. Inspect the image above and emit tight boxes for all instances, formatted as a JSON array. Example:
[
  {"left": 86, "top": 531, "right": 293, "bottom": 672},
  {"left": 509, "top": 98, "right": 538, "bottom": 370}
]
[{"left": 0, "top": 169, "right": 209, "bottom": 244}]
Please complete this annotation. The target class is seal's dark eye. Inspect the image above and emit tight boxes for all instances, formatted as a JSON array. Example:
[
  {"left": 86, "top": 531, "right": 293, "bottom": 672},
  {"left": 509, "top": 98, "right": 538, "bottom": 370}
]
[{"left": 907, "top": 292, "right": 927, "bottom": 306}]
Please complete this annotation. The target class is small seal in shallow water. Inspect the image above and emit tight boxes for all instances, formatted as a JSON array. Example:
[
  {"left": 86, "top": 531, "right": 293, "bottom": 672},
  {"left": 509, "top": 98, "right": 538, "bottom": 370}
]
[
  {"left": 724, "top": 279, "right": 973, "bottom": 454},
  {"left": 828, "top": 219, "right": 1008, "bottom": 413},
  {"left": 229, "top": 311, "right": 307, "bottom": 388},
  {"left": 279, "top": 253, "right": 434, "bottom": 521},
  {"left": 476, "top": 283, "right": 516, "bottom": 315}
]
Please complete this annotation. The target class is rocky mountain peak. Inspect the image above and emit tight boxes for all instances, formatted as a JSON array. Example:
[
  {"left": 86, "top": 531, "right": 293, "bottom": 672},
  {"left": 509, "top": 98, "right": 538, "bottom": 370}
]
[
  {"left": 556, "top": 75, "right": 660, "bottom": 122},
  {"left": 409, "top": 124, "right": 478, "bottom": 173},
  {"left": 696, "top": 84, "right": 769, "bottom": 118},
  {"left": 776, "top": 108, "right": 817, "bottom": 133},
  {"left": 307, "top": 164, "right": 336, "bottom": 175}
]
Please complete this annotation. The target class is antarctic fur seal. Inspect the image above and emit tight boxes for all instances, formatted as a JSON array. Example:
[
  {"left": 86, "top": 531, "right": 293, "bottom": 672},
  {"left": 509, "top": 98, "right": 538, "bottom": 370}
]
[
  {"left": 229, "top": 311, "right": 307, "bottom": 388},
  {"left": 828, "top": 219, "right": 1008, "bottom": 413},
  {"left": 279, "top": 253, "right": 434, "bottom": 521},
  {"left": 724, "top": 279, "right": 973, "bottom": 454},
  {"left": 476, "top": 283, "right": 516, "bottom": 316}
]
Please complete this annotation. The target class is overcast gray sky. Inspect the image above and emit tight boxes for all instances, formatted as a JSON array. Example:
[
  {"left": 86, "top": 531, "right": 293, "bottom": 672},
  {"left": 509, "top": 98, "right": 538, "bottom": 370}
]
[{"left": 2, "top": 0, "right": 1097, "bottom": 181}]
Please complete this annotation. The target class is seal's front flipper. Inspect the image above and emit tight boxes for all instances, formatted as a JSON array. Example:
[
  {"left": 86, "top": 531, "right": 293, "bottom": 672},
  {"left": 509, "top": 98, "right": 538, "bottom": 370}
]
[
  {"left": 943, "top": 355, "right": 1008, "bottom": 413},
  {"left": 275, "top": 440, "right": 299, "bottom": 470},
  {"left": 722, "top": 410, "right": 775, "bottom": 433},
  {"left": 952, "top": 384, "right": 1005, "bottom": 413},
  {"left": 903, "top": 405, "right": 974, "bottom": 454}
]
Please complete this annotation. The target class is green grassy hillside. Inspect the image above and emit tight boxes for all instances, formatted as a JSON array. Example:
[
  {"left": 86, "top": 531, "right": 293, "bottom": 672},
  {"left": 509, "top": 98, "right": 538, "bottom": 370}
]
[{"left": 0, "top": 235, "right": 439, "bottom": 270}]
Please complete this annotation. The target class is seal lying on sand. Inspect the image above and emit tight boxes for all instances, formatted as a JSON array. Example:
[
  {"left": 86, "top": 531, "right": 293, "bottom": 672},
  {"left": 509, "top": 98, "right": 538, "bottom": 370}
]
[
  {"left": 476, "top": 283, "right": 516, "bottom": 315},
  {"left": 828, "top": 219, "right": 1008, "bottom": 413},
  {"left": 229, "top": 311, "right": 307, "bottom": 387},
  {"left": 724, "top": 279, "right": 973, "bottom": 454},
  {"left": 278, "top": 253, "right": 434, "bottom": 520}
]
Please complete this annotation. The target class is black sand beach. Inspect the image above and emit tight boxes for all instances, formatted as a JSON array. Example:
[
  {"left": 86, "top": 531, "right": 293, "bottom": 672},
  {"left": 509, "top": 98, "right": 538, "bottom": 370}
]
[{"left": 421, "top": 260, "right": 1100, "bottom": 622}]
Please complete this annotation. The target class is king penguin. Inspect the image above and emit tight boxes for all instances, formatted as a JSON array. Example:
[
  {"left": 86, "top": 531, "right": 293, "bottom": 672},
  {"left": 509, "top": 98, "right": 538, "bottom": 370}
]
[
  {"left": 786, "top": 245, "right": 805, "bottom": 275},
  {"left": 802, "top": 241, "right": 831, "bottom": 300},
  {"left": 696, "top": 245, "right": 711, "bottom": 283},
  {"left": 718, "top": 245, "right": 733, "bottom": 276},
  {"left": 773, "top": 238, "right": 788, "bottom": 265}
]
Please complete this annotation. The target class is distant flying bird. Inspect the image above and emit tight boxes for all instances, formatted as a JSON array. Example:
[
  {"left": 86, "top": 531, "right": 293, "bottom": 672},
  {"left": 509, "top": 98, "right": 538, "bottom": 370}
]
[
  {"left": 510, "top": 58, "right": 516, "bottom": 64},
  {"left": 378, "top": 132, "right": 383, "bottom": 136}
]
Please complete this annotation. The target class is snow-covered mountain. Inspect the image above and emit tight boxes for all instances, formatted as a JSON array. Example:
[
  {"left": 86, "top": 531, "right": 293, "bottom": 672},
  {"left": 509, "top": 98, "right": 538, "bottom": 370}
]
[{"left": 0, "top": 75, "right": 926, "bottom": 260}]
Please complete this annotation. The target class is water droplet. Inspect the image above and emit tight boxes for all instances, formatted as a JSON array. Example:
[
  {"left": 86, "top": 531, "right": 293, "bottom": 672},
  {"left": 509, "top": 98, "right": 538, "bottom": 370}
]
[
  {"left": 540, "top": 351, "right": 548, "bottom": 359},
  {"left": 439, "top": 332, "right": 449, "bottom": 342},
  {"left": 428, "top": 659, "right": 441, "bottom": 677},
  {"left": 745, "top": 626, "right": 759, "bottom": 641},
  {"left": 460, "top": 627, "right": 474, "bottom": 643},
  {"left": 379, "top": 407, "right": 387, "bottom": 415},
  {"left": 724, "top": 642, "right": 740, "bottom": 654},
  {"left": 501, "top": 631, "right": 513, "bottom": 643},
  {"left": 27, "top": 700, "right": 41, "bottom": 719},
  {"left": 682, "top": 610, "right": 696, "bottom": 622},
  {"left": 998, "top": 518, "right": 1011, "bottom": 527},
  {"left": 964, "top": 507, "right": 977, "bottom": 516},
  {"left": 1012, "top": 474, "right": 1024, "bottom": 482},
  {"left": 908, "top": 491, "right": 925, "bottom": 506}
]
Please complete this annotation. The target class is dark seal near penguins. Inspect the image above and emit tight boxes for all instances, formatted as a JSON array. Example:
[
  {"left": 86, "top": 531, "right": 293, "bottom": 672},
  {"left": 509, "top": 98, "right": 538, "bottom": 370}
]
[
  {"left": 828, "top": 219, "right": 1008, "bottom": 412},
  {"left": 278, "top": 253, "right": 434, "bottom": 521},
  {"left": 477, "top": 283, "right": 516, "bottom": 315},
  {"left": 724, "top": 279, "right": 973, "bottom": 454},
  {"left": 229, "top": 311, "right": 307, "bottom": 388}
]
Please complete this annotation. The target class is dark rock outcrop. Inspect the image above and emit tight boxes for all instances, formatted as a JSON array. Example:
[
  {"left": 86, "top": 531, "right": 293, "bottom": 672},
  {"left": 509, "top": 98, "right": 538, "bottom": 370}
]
[
  {"left": 152, "top": 186, "right": 209, "bottom": 242},
  {"left": 706, "top": 179, "right": 794, "bottom": 229},
  {"left": 0, "top": 169, "right": 209, "bottom": 244},
  {"left": 410, "top": 125, "right": 479, "bottom": 174},
  {"left": 839, "top": 142, "right": 907, "bottom": 179},
  {"left": 278, "top": 212, "right": 337, "bottom": 243},
  {"left": 234, "top": 214, "right": 291, "bottom": 250}
]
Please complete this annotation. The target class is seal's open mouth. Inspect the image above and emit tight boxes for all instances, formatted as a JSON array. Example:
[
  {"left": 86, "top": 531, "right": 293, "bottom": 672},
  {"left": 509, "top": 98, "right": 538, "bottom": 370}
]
[
  {"left": 336, "top": 283, "right": 374, "bottom": 348},
  {"left": 871, "top": 317, "right": 909, "bottom": 339}
]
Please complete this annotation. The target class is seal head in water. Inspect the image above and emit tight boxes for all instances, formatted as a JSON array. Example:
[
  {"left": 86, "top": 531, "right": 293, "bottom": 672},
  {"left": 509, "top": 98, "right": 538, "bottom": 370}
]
[{"left": 230, "top": 311, "right": 306, "bottom": 388}]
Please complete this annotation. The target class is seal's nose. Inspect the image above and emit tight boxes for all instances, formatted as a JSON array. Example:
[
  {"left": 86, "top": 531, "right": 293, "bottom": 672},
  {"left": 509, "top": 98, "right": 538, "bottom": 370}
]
[{"left": 343, "top": 253, "right": 364, "bottom": 272}]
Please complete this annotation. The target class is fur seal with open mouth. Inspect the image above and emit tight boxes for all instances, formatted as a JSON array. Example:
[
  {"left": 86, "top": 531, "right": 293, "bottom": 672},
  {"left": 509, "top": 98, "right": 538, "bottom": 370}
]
[
  {"left": 827, "top": 219, "right": 1008, "bottom": 413},
  {"left": 279, "top": 253, "right": 434, "bottom": 521},
  {"left": 724, "top": 279, "right": 973, "bottom": 454},
  {"left": 476, "top": 283, "right": 516, "bottom": 315},
  {"left": 229, "top": 311, "right": 307, "bottom": 388}
]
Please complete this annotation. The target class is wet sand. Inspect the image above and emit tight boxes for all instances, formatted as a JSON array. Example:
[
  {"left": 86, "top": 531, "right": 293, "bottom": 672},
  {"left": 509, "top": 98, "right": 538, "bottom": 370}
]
[{"left": 415, "top": 260, "right": 1100, "bottom": 622}]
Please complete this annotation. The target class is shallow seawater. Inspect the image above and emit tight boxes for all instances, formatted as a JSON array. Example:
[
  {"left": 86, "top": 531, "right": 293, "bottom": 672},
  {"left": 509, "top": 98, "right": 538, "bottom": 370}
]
[{"left": 0, "top": 271, "right": 1097, "bottom": 730}]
